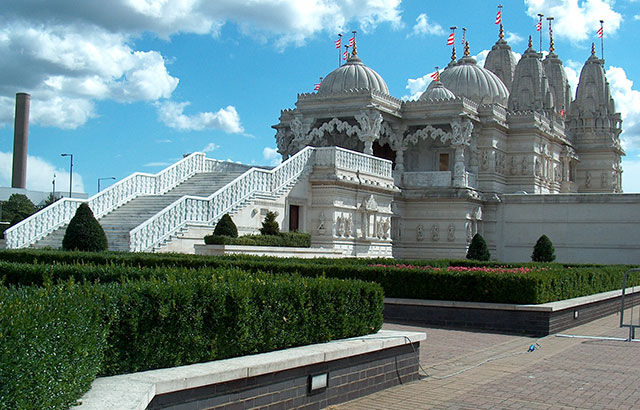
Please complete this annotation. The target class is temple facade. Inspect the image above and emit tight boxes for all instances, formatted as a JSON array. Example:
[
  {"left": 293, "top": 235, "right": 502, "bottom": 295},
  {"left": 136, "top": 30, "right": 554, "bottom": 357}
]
[{"left": 272, "top": 29, "right": 627, "bottom": 260}]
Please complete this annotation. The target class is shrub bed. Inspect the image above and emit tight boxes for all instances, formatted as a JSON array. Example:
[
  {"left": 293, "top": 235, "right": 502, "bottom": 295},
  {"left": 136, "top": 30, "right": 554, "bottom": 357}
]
[
  {"left": 1, "top": 266, "right": 383, "bottom": 408},
  {"left": 1, "top": 250, "right": 638, "bottom": 304},
  {"left": 0, "top": 282, "right": 106, "bottom": 410},
  {"left": 204, "top": 232, "right": 311, "bottom": 247}
]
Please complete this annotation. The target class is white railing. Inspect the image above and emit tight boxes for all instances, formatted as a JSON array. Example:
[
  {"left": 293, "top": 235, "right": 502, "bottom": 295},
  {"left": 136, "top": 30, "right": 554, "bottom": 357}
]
[
  {"left": 315, "top": 147, "right": 393, "bottom": 178},
  {"left": 129, "top": 146, "right": 317, "bottom": 252},
  {"left": 5, "top": 152, "right": 209, "bottom": 249}
]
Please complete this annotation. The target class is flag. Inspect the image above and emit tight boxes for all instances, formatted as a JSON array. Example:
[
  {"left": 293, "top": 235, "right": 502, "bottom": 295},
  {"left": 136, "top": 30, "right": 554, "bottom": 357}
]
[
  {"left": 536, "top": 20, "right": 542, "bottom": 31},
  {"left": 430, "top": 71, "right": 439, "bottom": 81},
  {"left": 447, "top": 32, "right": 454, "bottom": 46},
  {"left": 335, "top": 37, "right": 341, "bottom": 49},
  {"left": 461, "top": 30, "right": 466, "bottom": 46},
  {"left": 559, "top": 108, "right": 565, "bottom": 117},
  {"left": 495, "top": 10, "right": 502, "bottom": 25},
  {"left": 343, "top": 49, "right": 349, "bottom": 60},
  {"left": 597, "top": 26, "right": 603, "bottom": 38},
  {"left": 314, "top": 83, "right": 321, "bottom": 91},
  {"left": 348, "top": 36, "right": 355, "bottom": 47}
]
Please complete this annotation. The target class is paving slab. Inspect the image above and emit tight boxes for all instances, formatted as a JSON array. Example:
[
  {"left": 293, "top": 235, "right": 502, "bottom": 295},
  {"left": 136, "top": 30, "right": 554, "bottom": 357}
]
[{"left": 333, "top": 309, "right": 640, "bottom": 410}]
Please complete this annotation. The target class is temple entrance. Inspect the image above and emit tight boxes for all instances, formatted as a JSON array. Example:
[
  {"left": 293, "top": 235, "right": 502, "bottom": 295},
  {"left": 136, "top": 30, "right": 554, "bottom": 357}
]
[
  {"left": 373, "top": 142, "right": 395, "bottom": 168},
  {"left": 289, "top": 205, "right": 300, "bottom": 232}
]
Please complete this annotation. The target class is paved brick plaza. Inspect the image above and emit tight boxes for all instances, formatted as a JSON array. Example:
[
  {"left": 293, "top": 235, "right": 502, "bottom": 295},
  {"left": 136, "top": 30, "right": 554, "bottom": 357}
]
[{"left": 335, "top": 311, "right": 640, "bottom": 409}]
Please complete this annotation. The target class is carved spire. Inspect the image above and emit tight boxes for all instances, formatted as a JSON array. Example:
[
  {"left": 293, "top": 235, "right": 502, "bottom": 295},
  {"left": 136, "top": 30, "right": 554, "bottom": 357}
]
[
  {"left": 351, "top": 30, "right": 357, "bottom": 57},
  {"left": 451, "top": 45, "right": 457, "bottom": 62},
  {"left": 464, "top": 41, "right": 470, "bottom": 57},
  {"left": 528, "top": 35, "right": 533, "bottom": 49},
  {"left": 499, "top": 24, "right": 504, "bottom": 40},
  {"left": 591, "top": 42, "right": 596, "bottom": 56}
]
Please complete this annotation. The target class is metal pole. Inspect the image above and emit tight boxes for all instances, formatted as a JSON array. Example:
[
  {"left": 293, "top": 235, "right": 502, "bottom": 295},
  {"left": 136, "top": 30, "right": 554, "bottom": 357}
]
[
  {"left": 61, "top": 153, "right": 73, "bottom": 198},
  {"left": 538, "top": 14, "right": 544, "bottom": 52},
  {"left": 98, "top": 177, "right": 115, "bottom": 192},
  {"left": 600, "top": 20, "right": 604, "bottom": 61},
  {"left": 338, "top": 33, "right": 342, "bottom": 68}
]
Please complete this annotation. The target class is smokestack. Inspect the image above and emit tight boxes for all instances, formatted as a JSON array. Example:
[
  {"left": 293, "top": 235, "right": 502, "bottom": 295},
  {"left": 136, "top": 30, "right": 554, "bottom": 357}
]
[{"left": 11, "top": 93, "right": 30, "bottom": 189}]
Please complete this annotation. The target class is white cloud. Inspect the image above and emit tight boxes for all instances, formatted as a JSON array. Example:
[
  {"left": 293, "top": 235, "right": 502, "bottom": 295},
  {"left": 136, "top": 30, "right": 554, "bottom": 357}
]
[
  {"left": 0, "top": 0, "right": 401, "bottom": 130},
  {"left": 635, "top": 15, "right": 640, "bottom": 21},
  {"left": 410, "top": 13, "right": 445, "bottom": 37},
  {"left": 157, "top": 101, "right": 244, "bottom": 133},
  {"left": 622, "top": 156, "right": 640, "bottom": 193},
  {"left": 202, "top": 142, "right": 220, "bottom": 153},
  {"left": 524, "top": 0, "right": 622, "bottom": 43},
  {"left": 474, "top": 49, "right": 491, "bottom": 68},
  {"left": 0, "top": 151, "right": 85, "bottom": 193},
  {"left": 263, "top": 147, "right": 281, "bottom": 166},
  {"left": 505, "top": 32, "right": 524, "bottom": 44},
  {"left": 403, "top": 73, "right": 431, "bottom": 101},
  {"left": 606, "top": 66, "right": 640, "bottom": 151},
  {"left": 564, "top": 59, "right": 582, "bottom": 93}
]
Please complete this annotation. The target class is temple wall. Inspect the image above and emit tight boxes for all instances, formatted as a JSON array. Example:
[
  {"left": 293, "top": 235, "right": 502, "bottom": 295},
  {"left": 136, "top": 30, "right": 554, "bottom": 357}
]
[{"left": 486, "top": 193, "right": 640, "bottom": 264}]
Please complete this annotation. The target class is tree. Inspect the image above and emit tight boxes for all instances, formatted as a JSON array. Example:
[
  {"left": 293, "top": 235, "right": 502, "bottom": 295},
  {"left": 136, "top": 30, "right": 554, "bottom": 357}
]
[
  {"left": 39, "top": 193, "right": 59, "bottom": 209},
  {"left": 260, "top": 211, "right": 280, "bottom": 236},
  {"left": 1, "top": 194, "right": 36, "bottom": 237},
  {"left": 466, "top": 233, "right": 491, "bottom": 261},
  {"left": 62, "top": 203, "right": 108, "bottom": 252},
  {"left": 532, "top": 234, "right": 556, "bottom": 262},
  {"left": 213, "top": 213, "right": 238, "bottom": 237}
]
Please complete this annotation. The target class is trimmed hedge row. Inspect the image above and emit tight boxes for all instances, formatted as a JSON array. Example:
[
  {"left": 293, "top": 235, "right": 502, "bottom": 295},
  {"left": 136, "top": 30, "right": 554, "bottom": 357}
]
[
  {"left": 204, "top": 232, "right": 311, "bottom": 247},
  {"left": 1, "top": 268, "right": 383, "bottom": 408},
  {"left": 0, "top": 282, "right": 106, "bottom": 410},
  {"left": 1, "top": 250, "right": 639, "bottom": 304}
]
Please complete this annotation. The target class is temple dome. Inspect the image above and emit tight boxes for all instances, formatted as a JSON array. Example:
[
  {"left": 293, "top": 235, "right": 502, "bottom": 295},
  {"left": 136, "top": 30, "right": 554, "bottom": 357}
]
[
  {"left": 432, "top": 55, "right": 509, "bottom": 105},
  {"left": 318, "top": 54, "right": 389, "bottom": 95},
  {"left": 419, "top": 80, "right": 455, "bottom": 101}
]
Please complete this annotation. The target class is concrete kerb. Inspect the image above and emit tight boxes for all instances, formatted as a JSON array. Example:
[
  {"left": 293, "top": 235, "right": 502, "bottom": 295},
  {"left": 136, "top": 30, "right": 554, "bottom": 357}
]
[{"left": 76, "top": 330, "right": 426, "bottom": 410}]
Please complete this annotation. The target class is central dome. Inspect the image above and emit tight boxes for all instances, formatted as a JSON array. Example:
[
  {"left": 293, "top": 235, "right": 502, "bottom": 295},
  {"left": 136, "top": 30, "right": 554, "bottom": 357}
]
[
  {"left": 430, "top": 55, "right": 509, "bottom": 105},
  {"left": 318, "top": 54, "right": 389, "bottom": 95}
]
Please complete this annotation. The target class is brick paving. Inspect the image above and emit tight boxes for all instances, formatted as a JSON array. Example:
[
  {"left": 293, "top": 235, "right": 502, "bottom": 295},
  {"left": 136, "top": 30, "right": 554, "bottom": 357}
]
[{"left": 334, "top": 310, "right": 640, "bottom": 409}]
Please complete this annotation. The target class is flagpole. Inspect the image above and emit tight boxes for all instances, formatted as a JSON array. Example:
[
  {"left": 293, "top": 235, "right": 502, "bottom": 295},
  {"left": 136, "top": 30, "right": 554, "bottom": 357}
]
[
  {"left": 538, "top": 13, "right": 544, "bottom": 52},
  {"left": 600, "top": 20, "right": 604, "bottom": 61},
  {"left": 338, "top": 33, "right": 342, "bottom": 68},
  {"left": 547, "top": 17, "right": 554, "bottom": 53}
]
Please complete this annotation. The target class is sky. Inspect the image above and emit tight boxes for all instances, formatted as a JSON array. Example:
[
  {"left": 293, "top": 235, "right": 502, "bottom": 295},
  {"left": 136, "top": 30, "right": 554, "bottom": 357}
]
[{"left": 0, "top": 0, "right": 639, "bottom": 196}]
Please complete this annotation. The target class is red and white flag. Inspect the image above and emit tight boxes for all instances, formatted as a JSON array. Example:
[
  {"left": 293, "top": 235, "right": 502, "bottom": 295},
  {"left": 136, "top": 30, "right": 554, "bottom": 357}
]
[
  {"left": 335, "top": 37, "right": 341, "bottom": 49},
  {"left": 597, "top": 26, "right": 603, "bottom": 38},
  {"left": 495, "top": 10, "right": 502, "bottom": 25},
  {"left": 536, "top": 19, "right": 542, "bottom": 31},
  {"left": 559, "top": 108, "right": 565, "bottom": 117},
  {"left": 314, "top": 83, "right": 321, "bottom": 91},
  {"left": 348, "top": 36, "right": 355, "bottom": 47},
  {"left": 447, "top": 32, "right": 454, "bottom": 46},
  {"left": 343, "top": 49, "right": 349, "bottom": 60},
  {"left": 430, "top": 71, "right": 439, "bottom": 81}
]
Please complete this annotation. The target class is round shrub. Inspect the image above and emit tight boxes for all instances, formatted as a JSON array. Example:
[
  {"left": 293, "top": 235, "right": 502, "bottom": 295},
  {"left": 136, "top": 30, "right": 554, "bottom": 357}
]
[
  {"left": 532, "top": 234, "right": 556, "bottom": 262},
  {"left": 62, "top": 203, "right": 108, "bottom": 252},
  {"left": 466, "top": 233, "right": 490, "bottom": 261},
  {"left": 260, "top": 211, "right": 280, "bottom": 235},
  {"left": 213, "top": 213, "right": 238, "bottom": 237}
]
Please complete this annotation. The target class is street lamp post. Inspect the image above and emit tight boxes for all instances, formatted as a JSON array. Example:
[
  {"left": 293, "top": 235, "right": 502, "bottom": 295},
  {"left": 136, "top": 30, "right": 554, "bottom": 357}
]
[
  {"left": 61, "top": 153, "right": 73, "bottom": 198},
  {"left": 98, "top": 177, "right": 116, "bottom": 192}
]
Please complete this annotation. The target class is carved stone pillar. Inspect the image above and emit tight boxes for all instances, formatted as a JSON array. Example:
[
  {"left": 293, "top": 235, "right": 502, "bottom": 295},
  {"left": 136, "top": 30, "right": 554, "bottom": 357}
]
[
  {"left": 355, "top": 110, "right": 383, "bottom": 156},
  {"left": 453, "top": 144, "right": 467, "bottom": 187},
  {"left": 394, "top": 149, "right": 405, "bottom": 173}
]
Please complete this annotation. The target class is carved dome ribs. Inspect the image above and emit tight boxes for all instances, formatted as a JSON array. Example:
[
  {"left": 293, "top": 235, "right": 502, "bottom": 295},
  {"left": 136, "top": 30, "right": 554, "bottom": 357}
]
[
  {"left": 318, "top": 55, "right": 389, "bottom": 95},
  {"left": 426, "top": 56, "right": 509, "bottom": 105}
]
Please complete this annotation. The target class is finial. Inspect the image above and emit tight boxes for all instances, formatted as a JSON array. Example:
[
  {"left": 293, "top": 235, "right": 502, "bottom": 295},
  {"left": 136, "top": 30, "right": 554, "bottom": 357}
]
[
  {"left": 528, "top": 35, "right": 533, "bottom": 48},
  {"left": 451, "top": 45, "right": 457, "bottom": 61},
  {"left": 435, "top": 66, "right": 440, "bottom": 81},
  {"left": 464, "top": 41, "right": 470, "bottom": 56},
  {"left": 591, "top": 42, "right": 596, "bottom": 56},
  {"left": 499, "top": 24, "right": 504, "bottom": 40},
  {"left": 547, "top": 17, "right": 555, "bottom": 53},
  {"left": 497, "top": 4, "right": 504, "bottom": 39},
  {"left": 351, "top": 30, "right": 357, "bottom": 57}
]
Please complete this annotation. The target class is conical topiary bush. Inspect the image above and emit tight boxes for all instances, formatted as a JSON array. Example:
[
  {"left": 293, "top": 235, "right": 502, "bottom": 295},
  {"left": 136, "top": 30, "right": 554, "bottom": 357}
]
[
  {"left": 213, "top": 213, "right": 238, "bottom": 237},
  {"left": 62, "top": 203, "right": 108, "bottom": 251},
  {"left": 260, "top": 211, "right": 280, "bottom": 236},
  {"left": 532, "top": 234, "right": 556, "bottom": 262},
  {"left": 466, "top": 233, "right": 490, "bottom": 261}
]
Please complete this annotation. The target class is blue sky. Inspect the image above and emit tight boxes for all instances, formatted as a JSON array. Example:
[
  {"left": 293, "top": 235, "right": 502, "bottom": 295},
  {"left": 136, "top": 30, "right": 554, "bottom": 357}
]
[{"left": 1, "top": 0, "right": 639, "bottom": 196}]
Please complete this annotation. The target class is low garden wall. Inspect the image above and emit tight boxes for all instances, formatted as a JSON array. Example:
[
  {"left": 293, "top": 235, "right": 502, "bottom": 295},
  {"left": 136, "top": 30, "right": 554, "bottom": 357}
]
[{"left": 77, "top": 330, "right": 425, "bottom": 410}]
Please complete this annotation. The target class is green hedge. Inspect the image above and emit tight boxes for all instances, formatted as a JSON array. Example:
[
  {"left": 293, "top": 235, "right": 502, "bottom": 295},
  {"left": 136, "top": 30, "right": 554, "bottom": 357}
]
[
  {"left": 1, "top": 266, "right": 383, "bottom": 408},
  {"left": 204, "top": 232, "right": 311, "bottom": 247},
  {"left": 0, "top": 282, "right": 106, "bottom": 410},
  {"left": 1, "top": 249, "right": 638, "bottom": 304}
]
